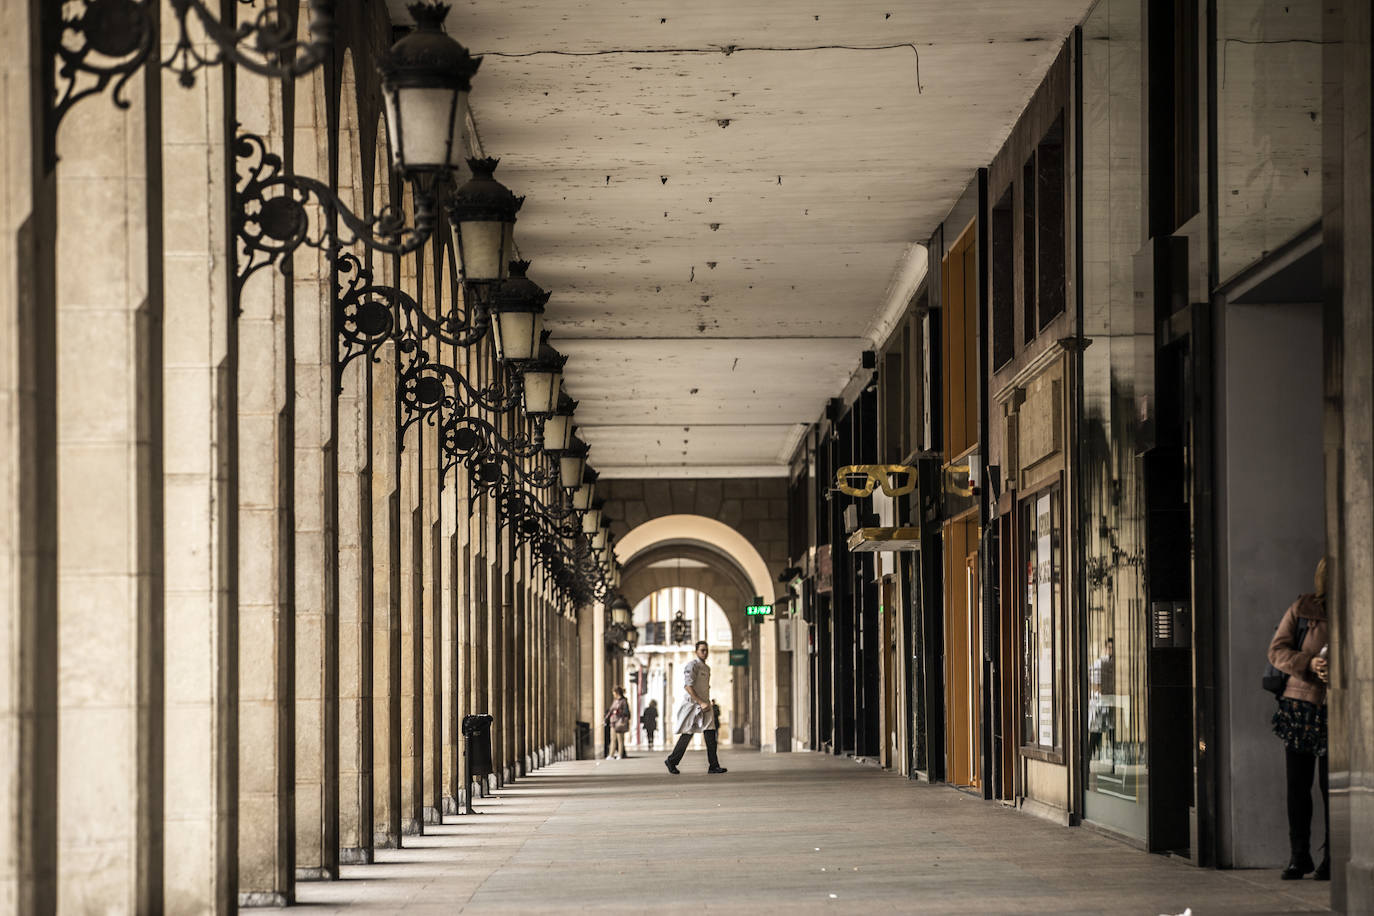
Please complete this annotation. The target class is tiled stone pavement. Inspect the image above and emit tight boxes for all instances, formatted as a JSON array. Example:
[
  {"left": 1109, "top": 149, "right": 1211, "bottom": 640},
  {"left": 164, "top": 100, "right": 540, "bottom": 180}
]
[{"left": 270, "top": 750, "right": 1331, "bottom": 914}]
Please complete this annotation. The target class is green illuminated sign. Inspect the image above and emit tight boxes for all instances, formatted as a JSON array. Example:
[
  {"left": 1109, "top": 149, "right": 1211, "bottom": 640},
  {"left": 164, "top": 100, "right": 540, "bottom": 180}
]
[
  {"left": 729, "top": 649, "right": 749, "bottom": 666},
  {"left": 746, "top": 604, "right": 772, "bottom": 617}
]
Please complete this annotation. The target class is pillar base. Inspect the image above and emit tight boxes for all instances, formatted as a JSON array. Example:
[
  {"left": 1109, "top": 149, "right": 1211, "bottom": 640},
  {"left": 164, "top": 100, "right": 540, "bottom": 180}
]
[
  {"left": 442, "top": 795, "right": 459, "bottom": 815},
  {"left": 339, "top": 847, "right": 374, "bottom": 865},
  {"left": 401, "top": 817, "right": 424, "bottom": 836},
  {"left": 295, "top": 866, "right": 336, "bottom": 881},
  {"left": 374, "top": 831, "right": 401, "bottom": 849},
  {"left": 239, "top": 892, "right": 291, "bottom": 907},
  {"left": 731, "top": 727, "right": 746, "bottom": 745},
  {"left": 423, "top": 806, "right": 441, "bottom": 825}
]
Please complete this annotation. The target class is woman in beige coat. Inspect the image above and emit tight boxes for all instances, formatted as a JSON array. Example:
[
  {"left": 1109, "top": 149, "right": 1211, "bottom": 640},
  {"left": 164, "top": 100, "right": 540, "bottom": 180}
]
[{"left": 1267, "top": 558, "right": 1330, "bottom": 881}]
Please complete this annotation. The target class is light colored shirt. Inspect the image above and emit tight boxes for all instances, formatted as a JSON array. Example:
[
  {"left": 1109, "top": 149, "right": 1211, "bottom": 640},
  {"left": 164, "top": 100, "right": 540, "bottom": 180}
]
[{"left": 672, "top": 657, "right": 716, "bottom": 734}]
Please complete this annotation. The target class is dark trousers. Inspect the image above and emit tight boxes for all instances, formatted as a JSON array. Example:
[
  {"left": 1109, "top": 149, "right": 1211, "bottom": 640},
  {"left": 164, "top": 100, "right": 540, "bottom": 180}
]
[
  {"left": 667, "top": 729, "right": 720, "bottom": 769},
  {"left": 645, "top": 728, "right": 656, "bottom": 748},
  {"left": 1285, "top": 746, "right": 1330, "bottom": 857}
]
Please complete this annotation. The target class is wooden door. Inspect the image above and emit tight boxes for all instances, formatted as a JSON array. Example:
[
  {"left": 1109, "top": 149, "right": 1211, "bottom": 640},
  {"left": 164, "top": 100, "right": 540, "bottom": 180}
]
[{"left": 943, "top": 517, "right": 981, "bottom": 788}]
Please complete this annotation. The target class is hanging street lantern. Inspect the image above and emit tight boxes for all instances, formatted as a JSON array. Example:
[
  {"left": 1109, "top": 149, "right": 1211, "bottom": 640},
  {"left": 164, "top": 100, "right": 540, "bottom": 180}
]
[
  {"left": 561, "top": 439, "right": 591, "bottom": 493},
  {"left": 521, "top": 332, "right": 567, "bottom": 416},
  {"left": 575, "top": 470, "right": 599, "bottom": 508},
  {"left": 609, "top": 594, "right": 632, "bottom": 628},
  {"left": 543, "top": 392, "right": 578, "bottom": 452},
  {"left": 582, "top": 500, "right": 604, "bottom": 535},
  {"left": 379, "top": 2, "right": 480, "bottom": 182},
  {"left": 488, "top": 260, "right": 548, "bottom": 363},
  {"left": 448, "top": 157, "right": 522, "bottom": 283}
]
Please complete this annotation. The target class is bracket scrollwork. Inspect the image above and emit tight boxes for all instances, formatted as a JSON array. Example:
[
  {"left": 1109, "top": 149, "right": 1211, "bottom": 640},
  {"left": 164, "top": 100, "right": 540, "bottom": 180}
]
[{"left": 235, "top": 131, "right": 436, "bottom": 288}]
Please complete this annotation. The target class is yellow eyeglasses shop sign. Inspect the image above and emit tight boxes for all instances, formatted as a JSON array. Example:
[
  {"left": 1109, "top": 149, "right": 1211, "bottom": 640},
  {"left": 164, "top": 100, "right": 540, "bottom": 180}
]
[
  {"left": 745, "top": 604, "right": 772, "bottom": 617},
  {"left": 833, "top": 464, "right": 917, "bottom": 497}
]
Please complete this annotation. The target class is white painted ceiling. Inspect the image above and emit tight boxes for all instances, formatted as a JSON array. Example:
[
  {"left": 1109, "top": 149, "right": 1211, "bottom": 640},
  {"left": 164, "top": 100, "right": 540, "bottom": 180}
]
[{"left": 389, "top": 0, "right": 1095, "bottom": 477}]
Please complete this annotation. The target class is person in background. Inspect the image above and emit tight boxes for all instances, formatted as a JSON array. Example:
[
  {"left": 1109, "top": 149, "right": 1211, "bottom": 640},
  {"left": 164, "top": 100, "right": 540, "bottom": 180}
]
[
  {"left": 642, "top": 699, "right": 659, "bottom": 749},
  {"left": 1268, "top": 557, "right": 1330, "bottom": 881},
  {"left": 665, "top": 640, "right": 727, "bottom": 775},
  {"left": 605, "top": 686, "right": 631, "bottom": 760}
]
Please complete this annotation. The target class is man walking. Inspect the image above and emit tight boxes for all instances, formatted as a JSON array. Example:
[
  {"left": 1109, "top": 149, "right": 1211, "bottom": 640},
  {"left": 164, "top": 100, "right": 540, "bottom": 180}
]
[{"left": 665, "top": 640, "right": 728, "bottom": 775}]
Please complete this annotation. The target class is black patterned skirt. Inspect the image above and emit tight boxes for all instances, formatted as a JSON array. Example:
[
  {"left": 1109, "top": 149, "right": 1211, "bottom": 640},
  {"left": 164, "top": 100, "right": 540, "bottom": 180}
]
[{"left": 1272, "top": 697, "right": 1327, "bottom": 756}]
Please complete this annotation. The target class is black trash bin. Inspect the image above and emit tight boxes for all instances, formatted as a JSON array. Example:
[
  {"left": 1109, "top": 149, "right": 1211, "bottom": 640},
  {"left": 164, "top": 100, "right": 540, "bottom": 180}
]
[
  {"left": 462, "top": 713, "right": 494, "bottom": 813},
  {"left": 575, "top": 721, "right": 592, "bottom": 760}
]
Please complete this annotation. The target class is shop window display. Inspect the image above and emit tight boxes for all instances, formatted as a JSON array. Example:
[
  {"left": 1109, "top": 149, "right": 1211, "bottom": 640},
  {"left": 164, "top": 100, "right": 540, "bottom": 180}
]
[{"left": 1021, "top": 486, "right": 1062, "bottom": 753}]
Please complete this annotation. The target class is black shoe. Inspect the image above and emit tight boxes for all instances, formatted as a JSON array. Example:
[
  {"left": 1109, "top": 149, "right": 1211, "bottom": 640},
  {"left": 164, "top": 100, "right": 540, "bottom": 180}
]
[
  {"left": 707, "top": 765, "right": 728, "bottom": 774},
  {"left": 1315, "top": 857, "right": 1330, "bottom": 881},
  {"left": 664, "top": 758, "right": 679, "bottom": 775},
  {"left": 1281, "top": 852, "right": 1315, "bottom": 880}
]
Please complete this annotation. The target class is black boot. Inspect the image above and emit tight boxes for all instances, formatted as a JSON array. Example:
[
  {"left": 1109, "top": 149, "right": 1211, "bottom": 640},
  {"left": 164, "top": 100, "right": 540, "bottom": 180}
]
[
  {"left": 1314, "top": 855, "right": 1330, "bottom": 881},
  {"left": 1281, "top": 843, "right": 1314, "bottom": 880}
]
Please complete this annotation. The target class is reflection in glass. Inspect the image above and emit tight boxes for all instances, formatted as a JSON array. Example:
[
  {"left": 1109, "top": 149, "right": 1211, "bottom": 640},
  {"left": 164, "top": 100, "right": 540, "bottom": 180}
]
[{"left": 1080, "top": 0, "right": 1151, "bottom": 841}]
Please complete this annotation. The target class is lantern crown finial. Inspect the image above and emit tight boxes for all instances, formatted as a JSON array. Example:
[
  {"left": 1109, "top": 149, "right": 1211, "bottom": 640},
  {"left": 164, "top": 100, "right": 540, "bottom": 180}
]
[
  {"left": 382, "top": 4, "right": 481, "bottom": 90},
  {"left": 407, "top": 2, "right": 451, "bottom": 29}
]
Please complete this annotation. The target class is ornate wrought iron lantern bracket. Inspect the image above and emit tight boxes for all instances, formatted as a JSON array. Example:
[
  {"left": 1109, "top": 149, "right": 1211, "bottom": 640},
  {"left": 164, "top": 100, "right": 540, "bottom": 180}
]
[{"left": 235, "top": 131, "right": 439, "bottom": 289}]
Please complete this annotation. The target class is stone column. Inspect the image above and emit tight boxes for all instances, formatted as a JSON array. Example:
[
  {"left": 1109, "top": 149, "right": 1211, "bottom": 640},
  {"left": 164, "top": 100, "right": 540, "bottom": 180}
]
[
  {"left": 370, "top": 323, "right": 401, "bottom": 850},
  {"left": 579, "top": 604, "right": 595, "bottom": 752},
  {"left": 421, "top": 401, "right": 442, "bottom": 825},
  {"left": 335, "top": 62, "right": 373, "bottom": 870},
  {"left": 398, "top": 383, "right": 423, "bottom": 834},
  {"left": 490, "top": 510, "right": 506, "bottom": 786},
  {"left": 291, "top": 67, "right": 339, "bottom": 882},
  {"left": 0, "top": 3, "right": 57, "bottom": 911},
  {"left": 469, "top": 516, "right": 488, "bottom": 799},
  {"left": 456, "top": 480, "right": 475, "bottom": 809},
  {"left": 160, "top": 15, "right": 237, "bottom": 911},
  {"left": 236, "top": 75, "right": 294, "bottom": 907},
  {"left": 592, "top": 603, "right": 605, "bottom": 758},
  {"left": 440, "top": 458, "right": 462, "bottom": 814},
  {"left": 337, "top": 329, "right": 372, "bottom": 863},
  {"left": 53, "top": 18, "right": 166, "bottom": 907},
  {"left": 513, "top": 558, "right": 527, "bottom": 775}
]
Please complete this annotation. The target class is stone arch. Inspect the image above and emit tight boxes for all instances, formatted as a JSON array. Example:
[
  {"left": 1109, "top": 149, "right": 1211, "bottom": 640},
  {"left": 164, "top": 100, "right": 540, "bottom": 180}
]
[
  {"left": 615, "top": 514, "right": 775, "bottom": 607},
  {"left": 622, "top": 541, "right": 756, "bottom": 643},
  {"left": 599, "top": 478, "right": 789, "bottom": 591}
]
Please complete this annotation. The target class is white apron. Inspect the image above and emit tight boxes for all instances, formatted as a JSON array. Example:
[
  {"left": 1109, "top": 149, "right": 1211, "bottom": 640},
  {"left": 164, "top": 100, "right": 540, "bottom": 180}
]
[{"left": 673, "top": 657, "right": 716, "bottom": 734}]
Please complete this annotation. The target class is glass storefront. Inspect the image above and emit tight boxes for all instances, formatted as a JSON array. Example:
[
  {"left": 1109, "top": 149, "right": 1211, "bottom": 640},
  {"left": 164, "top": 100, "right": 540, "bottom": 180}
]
[{"left": 1079, "top": 0, "right": 1152, "bottom": 840}]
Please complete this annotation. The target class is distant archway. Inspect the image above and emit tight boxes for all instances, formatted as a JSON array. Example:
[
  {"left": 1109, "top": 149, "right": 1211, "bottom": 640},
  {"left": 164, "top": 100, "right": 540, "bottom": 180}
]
[{"left": 615, "top": 514, "right": 776, "bottom": 606}]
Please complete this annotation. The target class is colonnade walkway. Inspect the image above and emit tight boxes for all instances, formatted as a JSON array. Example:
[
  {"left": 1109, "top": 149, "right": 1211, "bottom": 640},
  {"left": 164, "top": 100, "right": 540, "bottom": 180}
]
[{"left": 268, "top": 750, "right": 1329, "bottom": 914}]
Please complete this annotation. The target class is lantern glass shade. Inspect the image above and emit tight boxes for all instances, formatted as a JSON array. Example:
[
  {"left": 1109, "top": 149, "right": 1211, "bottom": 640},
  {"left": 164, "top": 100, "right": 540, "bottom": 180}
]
[
  {"left": 582, "top": 508, "right": 602, "bottom": 534},
  {"left": 611, "top": 604, "right": 631, "bottom": 627},
  {"left": 592, "top": 528, "right": 608, "bottom": 552},
  {"left": 383, "top": 87, "right": 467, "bottom": 175},
  {"left": 572, "top": 481, "right": 594, "bottom": 509},
  {"left": 522, "top": 369, "right": 562, "bottom": 416},
  {"left": 544, "top": 414, "right": 574, "bottom": 452},
  {"left": 563, "top": 457, "right": 590, "bottom": 492},
  {"left": 456, "top": 218, "right": 506, "bottom": 281},
  {"left": 493, "top": 309, "right": 543, "bottom": 363},
  {"left": 377, "top": 4, "right": 479, "bottom": 177}
]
